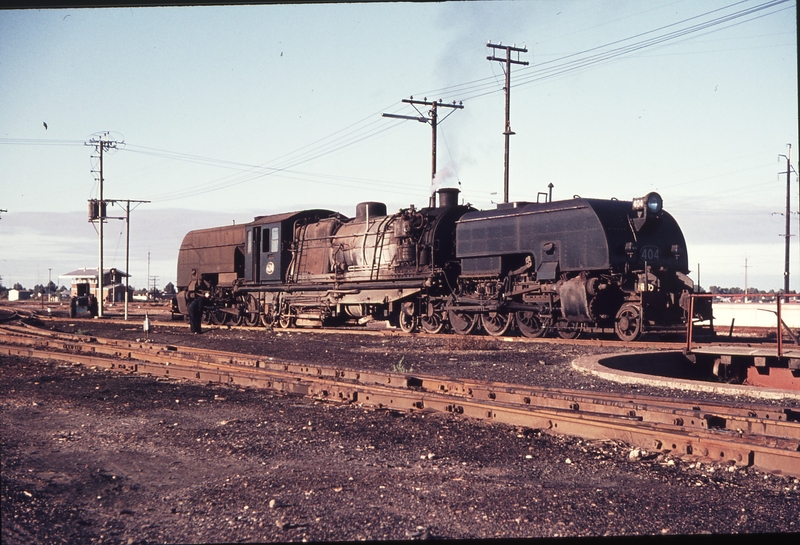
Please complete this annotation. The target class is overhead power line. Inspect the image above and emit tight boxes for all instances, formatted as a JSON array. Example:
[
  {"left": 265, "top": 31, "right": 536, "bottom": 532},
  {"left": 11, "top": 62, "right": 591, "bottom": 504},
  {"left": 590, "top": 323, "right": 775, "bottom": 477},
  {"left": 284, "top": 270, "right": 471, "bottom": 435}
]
[
  {"left": 0, "top": 0, "right": 791, "bottom": 204},
  {"left": 418, "top": 0, "right": 793, "bottom": 102},
  {"left": 144, "top": 0, "right": 791, "bottom": 202}
]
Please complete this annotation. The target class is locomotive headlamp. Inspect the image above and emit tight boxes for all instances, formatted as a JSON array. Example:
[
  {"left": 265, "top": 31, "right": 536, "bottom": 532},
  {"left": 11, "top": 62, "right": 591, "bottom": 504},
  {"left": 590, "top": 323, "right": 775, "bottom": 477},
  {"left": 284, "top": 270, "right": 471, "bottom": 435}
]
[
  {"left": 632, "top": 192, "right": 663, "bottom": 215},
  {"left": 631, "top": 192, "right": 663, "bottom": 232},
  {"left": 646, "top": 192, "right": 663, "bottom": 214}
]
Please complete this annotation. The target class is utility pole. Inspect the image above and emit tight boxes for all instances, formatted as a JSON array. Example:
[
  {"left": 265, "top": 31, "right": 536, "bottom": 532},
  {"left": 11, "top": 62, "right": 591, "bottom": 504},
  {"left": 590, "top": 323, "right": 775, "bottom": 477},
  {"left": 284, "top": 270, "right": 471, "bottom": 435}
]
[
  {"left": 86, "top": 133, "right": 122, "bottom": 318},
  {"left": 743, "top": 257, "right": 749, "bottom": 303},
  {"left": 779, "top": 144, "right": 797, "bottom": 301},
  {"left": 383, "top": 97, "right": 463, "bottom": 208},
  {"left": 103, "top": 199, "right": 150, "bottom": 320},
  {"left": 487, "top": 41, "right": 528, "bottom": 203}
]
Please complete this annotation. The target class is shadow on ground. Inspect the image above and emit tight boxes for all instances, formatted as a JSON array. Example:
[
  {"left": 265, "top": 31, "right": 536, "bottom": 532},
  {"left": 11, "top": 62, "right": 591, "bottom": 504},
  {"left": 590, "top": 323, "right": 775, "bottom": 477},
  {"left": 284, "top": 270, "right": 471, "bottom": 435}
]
[{"left": 598, "top": 351, "right": 718, "bottom": 381}]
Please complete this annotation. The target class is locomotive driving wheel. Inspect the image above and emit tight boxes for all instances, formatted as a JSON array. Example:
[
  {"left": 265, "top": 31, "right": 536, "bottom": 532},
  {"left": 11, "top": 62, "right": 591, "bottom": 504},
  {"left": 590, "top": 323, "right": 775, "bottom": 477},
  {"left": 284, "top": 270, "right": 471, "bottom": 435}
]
[
  {"left": 420, "top": 301, "right": 445, "bottom": 334},
  {"left": 420, "top": 314, "right": 444, "bottom": 334},
  {"left": 614, "top": 303, "right": 642, "bottom": 341},
  {"left": 555, "top": 319, "right": 582, "bottom": 339},
  {"left": 210, "top": 308, "right": 229, "bottom": 325},
  {"left": 515, "top": 310, "right": 547, "bottom": 338},
  {"left": 448, "top": 309, "right": 477, "bottom": 335},
  {"left": 481, "top": 311, "right": 514, "bottom": 337}
]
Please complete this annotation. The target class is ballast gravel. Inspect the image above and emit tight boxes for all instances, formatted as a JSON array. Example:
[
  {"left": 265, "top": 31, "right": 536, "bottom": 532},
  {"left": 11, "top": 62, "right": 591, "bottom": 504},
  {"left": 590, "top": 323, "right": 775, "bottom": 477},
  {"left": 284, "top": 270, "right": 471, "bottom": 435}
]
[{"left": 2, "top": 315, "right": 799, "bottom": 542}]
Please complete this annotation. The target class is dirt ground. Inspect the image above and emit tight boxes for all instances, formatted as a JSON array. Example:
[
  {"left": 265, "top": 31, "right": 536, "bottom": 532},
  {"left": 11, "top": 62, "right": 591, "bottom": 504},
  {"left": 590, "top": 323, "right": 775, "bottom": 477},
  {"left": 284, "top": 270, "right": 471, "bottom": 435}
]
[{"left": 2, "top": 304, "right": 799, "bottom": 542}]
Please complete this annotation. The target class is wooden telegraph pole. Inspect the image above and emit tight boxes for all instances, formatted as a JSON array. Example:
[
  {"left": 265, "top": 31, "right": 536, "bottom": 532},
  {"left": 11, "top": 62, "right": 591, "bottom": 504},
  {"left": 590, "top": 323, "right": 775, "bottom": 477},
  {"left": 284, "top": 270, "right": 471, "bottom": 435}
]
[
  {"left": 383, "top": 98, "right": 463, "bottom": 208},
  {"left": 86, "top": 133, "right": 122, "bottom": 318},
  {"left": 486, "top": 42, "right": 528, "bottom": 203}
]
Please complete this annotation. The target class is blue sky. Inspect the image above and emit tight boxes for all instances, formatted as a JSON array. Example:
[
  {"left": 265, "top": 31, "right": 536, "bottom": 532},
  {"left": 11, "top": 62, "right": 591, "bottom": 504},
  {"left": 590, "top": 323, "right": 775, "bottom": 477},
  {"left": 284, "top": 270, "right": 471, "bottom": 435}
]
[{"left": 0, "top": 1, "right": 797, "bottom": 292}]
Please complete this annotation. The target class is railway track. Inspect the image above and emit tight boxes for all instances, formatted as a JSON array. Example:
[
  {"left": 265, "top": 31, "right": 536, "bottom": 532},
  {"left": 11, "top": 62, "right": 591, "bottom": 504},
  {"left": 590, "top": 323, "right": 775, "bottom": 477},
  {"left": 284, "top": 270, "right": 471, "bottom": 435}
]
[
  {"left": 1, "top": 323, "right": 799, "bottom": 478},
  {"left": 8, "top": 306, "right": 689, "bottom": 350}
]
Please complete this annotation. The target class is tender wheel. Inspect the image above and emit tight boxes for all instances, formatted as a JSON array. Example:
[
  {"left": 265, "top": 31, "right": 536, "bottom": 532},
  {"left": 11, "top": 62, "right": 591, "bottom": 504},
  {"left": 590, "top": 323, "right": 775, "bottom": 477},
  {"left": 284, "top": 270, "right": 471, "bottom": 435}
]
[
  {"left": 244, "top": 294, "right": 260, "bottom": 326},
  {"left": 398, "top": 301, "right": 417, "bottom": 333},
  {"left": 515, "top": 311, "right": 546, "bottom": 338},
  {"left": 615, "top": 303, "right": 642, "bottom": 341},
  {"left": 448, "top": 310, "right": 477, "bottom": 335},
  {"left": 556, "top": 319, "right": 582, "bottom": 340},
  {"left": 481, "top": 311, "right": 514, "bottom": 337}
]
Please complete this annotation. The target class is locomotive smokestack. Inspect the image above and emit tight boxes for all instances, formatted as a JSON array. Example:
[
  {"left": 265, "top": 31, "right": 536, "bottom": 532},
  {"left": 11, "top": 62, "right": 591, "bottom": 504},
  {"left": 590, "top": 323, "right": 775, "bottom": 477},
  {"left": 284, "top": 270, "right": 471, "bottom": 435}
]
[{"left": 437, "top": 187, "right": 459, "bottom": 208}]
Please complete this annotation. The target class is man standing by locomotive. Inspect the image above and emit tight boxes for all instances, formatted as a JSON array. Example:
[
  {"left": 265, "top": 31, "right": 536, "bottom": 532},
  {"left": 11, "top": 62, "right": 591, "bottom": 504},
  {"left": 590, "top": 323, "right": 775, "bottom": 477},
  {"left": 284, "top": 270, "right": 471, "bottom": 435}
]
[{"left": 188, "top": 292, "right": 209, "bottom": 334}]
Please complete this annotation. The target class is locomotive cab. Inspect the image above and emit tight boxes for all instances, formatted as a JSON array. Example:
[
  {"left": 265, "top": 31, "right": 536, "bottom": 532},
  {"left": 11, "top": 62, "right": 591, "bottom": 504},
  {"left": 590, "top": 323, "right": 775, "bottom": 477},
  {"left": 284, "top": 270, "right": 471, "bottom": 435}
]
[{"left": 245, "top": 223, "right": 283, "bottom": 283}]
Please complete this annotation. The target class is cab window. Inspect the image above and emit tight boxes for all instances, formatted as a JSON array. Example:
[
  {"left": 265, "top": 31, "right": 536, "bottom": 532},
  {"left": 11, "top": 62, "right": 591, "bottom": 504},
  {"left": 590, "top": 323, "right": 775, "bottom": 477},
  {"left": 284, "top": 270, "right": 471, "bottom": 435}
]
[{"left": 270, "top": 227, "right": 279, "bottom": 252}]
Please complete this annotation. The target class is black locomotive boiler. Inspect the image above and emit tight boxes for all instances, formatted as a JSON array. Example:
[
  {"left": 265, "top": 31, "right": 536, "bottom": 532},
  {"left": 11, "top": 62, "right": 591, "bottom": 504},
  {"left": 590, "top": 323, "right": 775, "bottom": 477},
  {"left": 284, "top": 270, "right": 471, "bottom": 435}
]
[{"left": 174, "top": 188, "right": 709, "bottom": 341}]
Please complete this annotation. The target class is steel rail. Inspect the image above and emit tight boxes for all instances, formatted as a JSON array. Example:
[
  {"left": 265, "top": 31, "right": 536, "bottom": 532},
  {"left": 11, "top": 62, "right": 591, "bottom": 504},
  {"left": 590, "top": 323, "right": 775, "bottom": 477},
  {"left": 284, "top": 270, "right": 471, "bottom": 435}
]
[
  {"left": 2, "top": 325, "right": 798, "bottom": 439},
  {"left": 2, "top": 327, "right": 799, "bottom": 477},
  {"left": 4, "top": 312, "right": 689, "bottom": 350},
  {"left": 2, "top": 341, "right": 799, "bottom": 477}
]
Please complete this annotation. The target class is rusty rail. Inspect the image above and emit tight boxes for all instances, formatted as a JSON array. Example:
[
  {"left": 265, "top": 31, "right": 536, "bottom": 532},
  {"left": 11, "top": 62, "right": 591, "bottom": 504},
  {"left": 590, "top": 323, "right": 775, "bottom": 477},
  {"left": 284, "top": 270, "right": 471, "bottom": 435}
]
[{"left": 2, "top": 325, "right": 799, "bottom": 477}]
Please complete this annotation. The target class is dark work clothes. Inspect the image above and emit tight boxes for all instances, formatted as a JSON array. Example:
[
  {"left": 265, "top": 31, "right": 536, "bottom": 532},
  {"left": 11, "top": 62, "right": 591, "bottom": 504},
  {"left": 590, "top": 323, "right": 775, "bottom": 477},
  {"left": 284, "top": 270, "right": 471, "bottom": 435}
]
[{"left": 188, "top": 296, "right": 207, "bottom": 334}]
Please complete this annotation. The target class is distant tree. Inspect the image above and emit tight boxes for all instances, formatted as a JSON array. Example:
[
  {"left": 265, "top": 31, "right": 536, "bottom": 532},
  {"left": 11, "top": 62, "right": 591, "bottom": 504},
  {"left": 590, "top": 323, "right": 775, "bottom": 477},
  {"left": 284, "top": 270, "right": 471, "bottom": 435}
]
[
  {"left": 46, "top": 280, "right": 57, "bottom": 293},
  {"left": 163, "top": 282, "right": 176, "bottom": 295},
  {"left": 12, "top": 282, "right": 24, "bottom": 291}
]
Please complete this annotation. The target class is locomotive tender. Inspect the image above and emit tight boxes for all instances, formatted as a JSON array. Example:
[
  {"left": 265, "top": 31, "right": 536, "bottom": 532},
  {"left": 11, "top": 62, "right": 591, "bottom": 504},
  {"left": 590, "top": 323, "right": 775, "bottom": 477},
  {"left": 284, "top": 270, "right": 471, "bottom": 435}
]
[{"left": 174, "top": 188, "right": 707, "bottom": 341}]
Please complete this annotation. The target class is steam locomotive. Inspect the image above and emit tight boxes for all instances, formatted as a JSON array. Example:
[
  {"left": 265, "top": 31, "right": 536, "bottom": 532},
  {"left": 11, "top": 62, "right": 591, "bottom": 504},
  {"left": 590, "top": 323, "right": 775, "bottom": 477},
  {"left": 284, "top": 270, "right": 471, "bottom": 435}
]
[{"left": 173, "top": 188, "right": 709, "bottom": 341}]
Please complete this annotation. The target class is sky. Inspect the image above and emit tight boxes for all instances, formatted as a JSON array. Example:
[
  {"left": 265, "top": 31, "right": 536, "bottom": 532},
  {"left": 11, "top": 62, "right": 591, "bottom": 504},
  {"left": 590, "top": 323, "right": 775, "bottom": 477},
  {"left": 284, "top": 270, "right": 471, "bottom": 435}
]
[{"left": 0, "top": 0, "right": 797, "bottom": 293}]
